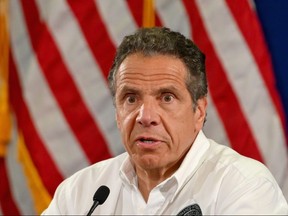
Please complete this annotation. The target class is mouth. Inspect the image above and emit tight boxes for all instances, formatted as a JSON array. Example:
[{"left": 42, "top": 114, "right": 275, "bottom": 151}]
[
  {"left": 139, "top": 137, "right": 157, "bottom": 143},
  {"left": 135, "top": 136, "right": 161, "bottom": 148}
]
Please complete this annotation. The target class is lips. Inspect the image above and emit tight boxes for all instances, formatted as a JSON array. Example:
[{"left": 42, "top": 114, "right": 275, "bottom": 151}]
[
  {"left": 137, "top": 136, "right": 158, "bottom": 143},
  {"left": 135, "top": 135, "right": 162, "bottom": 148},
  {"left": 139, "top": 137, "right": 156, "bottom": 143}
]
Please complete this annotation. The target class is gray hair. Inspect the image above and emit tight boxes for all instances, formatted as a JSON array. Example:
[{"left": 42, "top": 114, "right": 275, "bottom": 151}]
[{"left": 108, "top": 27, "right": 208, "bottom": 110}]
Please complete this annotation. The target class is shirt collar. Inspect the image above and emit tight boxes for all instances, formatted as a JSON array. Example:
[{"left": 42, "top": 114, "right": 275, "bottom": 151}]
[
  {"left": 119, "top": 156, "right": 137, "bottom": 186},
  {"left": 119, "top": 130, "right": 210, "bottom": 193},
  {"left": 172, "top": 130, "right": 210, "bottom": 197}
]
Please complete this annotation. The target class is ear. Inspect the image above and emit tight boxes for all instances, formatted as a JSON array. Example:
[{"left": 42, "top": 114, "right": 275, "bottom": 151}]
[{"left": 195, "top": 96, "right": 208, "bottom": 130}]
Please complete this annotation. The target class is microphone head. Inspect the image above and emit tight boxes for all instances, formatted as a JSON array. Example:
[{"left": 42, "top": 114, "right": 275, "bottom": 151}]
[{"left": 93, "top": 185, "right": 110, "bottom": 205}]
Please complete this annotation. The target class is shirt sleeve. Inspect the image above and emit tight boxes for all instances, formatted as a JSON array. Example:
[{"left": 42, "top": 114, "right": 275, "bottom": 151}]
[
  {"left": 215, "top": 164, "right": 288, "bottom": 214},
  {"left": 41, "top": 181, "right": 66, "bottom": 215}
]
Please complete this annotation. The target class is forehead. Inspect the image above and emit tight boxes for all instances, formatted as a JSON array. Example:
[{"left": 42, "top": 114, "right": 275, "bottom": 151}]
[{"left": 116, "top": 54, "right": 188, "bottom": 87}]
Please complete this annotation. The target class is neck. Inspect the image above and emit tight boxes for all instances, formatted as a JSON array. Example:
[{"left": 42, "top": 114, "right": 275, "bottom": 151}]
[
  {"left": 135, "top": 162, "right": 182, "bottom": 202},
  {"left": 136, "top": 171, "right": 168, "bottom": 202}
]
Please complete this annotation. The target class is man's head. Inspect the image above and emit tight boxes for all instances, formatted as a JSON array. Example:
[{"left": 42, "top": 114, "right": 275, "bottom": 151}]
[
  {"left": 108, "top": 27, "right": 208, "bottom": 177},
  {"left": 108, "top": 27, "right": 208, "bottom": 109}
]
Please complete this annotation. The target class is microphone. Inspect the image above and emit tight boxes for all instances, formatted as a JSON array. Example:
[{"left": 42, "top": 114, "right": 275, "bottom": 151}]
[{"left": 86, "top": 185, "right": 110, "bottom": 216}]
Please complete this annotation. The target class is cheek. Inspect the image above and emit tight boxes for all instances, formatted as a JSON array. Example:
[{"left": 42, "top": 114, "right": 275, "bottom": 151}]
[
  {"left": 117, "top": 111, "right": 135, "bottom": 136},
  {"left": 163, "top": 118, "right": 186, "bottom": 144},
  {"left": 173, "top": 111, "right": 197, "bottom": 138},
  {"left": 175, "top": 108, "right": 196, "bottom": 126}
]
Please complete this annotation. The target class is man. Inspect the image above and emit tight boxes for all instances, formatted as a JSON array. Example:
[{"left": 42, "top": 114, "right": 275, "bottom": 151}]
[{"left": 42, "top": 27, "right": 288, "bottom": 215}]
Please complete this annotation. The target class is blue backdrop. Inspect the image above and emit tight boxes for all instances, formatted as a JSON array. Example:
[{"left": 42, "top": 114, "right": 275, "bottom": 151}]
[{"left": 255, "top": 0, "right": 288, "bottom": 134}]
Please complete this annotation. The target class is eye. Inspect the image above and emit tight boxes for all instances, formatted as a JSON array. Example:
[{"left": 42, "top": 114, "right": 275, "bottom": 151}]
[
  {"left": 162, "top": 94, "right": 174, "bottom": 103},
  {"left": 126, "top": 95, "right": 137, "bottom": 104}
]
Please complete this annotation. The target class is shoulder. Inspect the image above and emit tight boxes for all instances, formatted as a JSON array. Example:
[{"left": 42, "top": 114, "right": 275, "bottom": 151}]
[
  {"left": 193, "top": 131, "right": 268, "bottom": 178},
  {"left": 198, "top": 137, "right": 283, "bottom": 196},
  {"left": 44, "top": 152, "right": 128, "bottom": 214},
  {"left": 63, "top": 152, "right": 128, "bottom": 187},
  {"left": 199, "top": 138, "right": 288, "bottom": 214},
  {"left": 53, "top": 152, "right": 128, "bottom": 201},
  {"left": 194, "top": 137, "right": 279, "bottom": 193},
  {"left": 206, "top": 138, "right": 269, "bottom": 177}
]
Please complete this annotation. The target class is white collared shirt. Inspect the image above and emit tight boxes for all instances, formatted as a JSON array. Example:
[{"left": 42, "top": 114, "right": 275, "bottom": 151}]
[{"left": 42, "top": 131, "right": 288, "bottom": 215}]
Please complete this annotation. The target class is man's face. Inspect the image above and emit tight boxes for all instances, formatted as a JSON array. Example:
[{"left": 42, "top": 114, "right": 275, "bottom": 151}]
[{"left": 115, "top": 53, "right": 207, "bottom": 174}]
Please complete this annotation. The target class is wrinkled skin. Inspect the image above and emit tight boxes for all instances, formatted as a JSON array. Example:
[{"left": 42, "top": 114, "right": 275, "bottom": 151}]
[{"left": 115, "top": 53, "right": 207, "bottom": 200}]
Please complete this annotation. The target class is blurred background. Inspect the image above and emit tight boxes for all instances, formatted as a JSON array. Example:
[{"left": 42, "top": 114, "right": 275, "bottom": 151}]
[{"left": 0, "top": 0, "right": 288, "bottom": 215}]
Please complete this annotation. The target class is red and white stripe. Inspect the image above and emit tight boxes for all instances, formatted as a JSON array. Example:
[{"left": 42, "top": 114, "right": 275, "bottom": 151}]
[
  {"left": 2, "top": 0, "right": 287, "bottom": 214},
  {"left": 199, "top": 0, "right": 287, "bottom": 173},
  {"left": 1, "top": 119, "right": 34, "bottom": 215}
]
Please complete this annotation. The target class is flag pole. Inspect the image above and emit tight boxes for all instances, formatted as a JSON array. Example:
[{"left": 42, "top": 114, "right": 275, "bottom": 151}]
[
  {"left": 142, "top": 0, "right": 155, "bottom": 27},
  {"left": 0, "top": 0, "right": 11, "bottom": 157}
]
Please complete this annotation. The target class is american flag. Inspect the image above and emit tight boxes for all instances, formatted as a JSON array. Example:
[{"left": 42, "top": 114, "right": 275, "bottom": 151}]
[{"left": 1, "top": 0, "right": 287, "bottom": 214}]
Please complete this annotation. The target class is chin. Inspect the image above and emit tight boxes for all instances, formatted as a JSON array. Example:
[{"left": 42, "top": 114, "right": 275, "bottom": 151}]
[{"left": 136, "top": 155, "right": 163, "bottom": 170}]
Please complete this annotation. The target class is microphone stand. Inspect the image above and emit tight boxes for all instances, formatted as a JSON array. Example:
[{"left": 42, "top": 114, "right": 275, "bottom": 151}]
[{"left": 87, "top": 200, "right": 100, "bottom": 216}]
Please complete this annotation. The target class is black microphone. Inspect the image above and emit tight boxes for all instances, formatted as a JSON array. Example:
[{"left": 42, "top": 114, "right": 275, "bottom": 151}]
[{"left": 86, "top": 185, "right": 110, "bottom": 216}]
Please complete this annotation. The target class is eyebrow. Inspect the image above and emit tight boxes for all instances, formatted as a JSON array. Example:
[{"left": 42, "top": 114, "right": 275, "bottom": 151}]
[
  {"left": 117, "top": 85, "right": 141, "bottom": 95},
  {"left": 157, "top": 86, "right": 180, "bottom": 94},
  {"left": 117, "top": 85, "right": 181, "bottom": 97}
]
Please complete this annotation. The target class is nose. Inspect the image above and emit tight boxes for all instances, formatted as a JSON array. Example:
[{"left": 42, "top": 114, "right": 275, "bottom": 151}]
[{"left": 136, "top": 100, "right": 160, "bottom": 127}]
